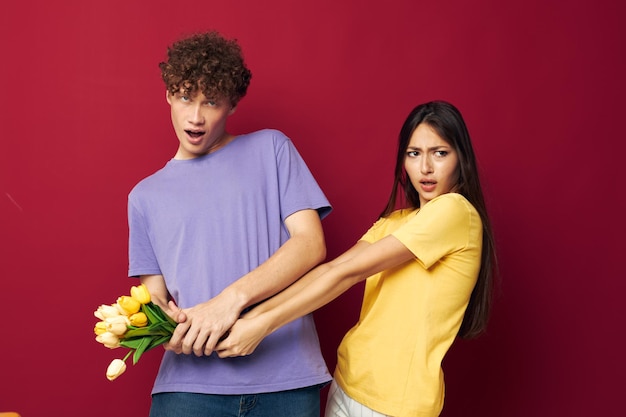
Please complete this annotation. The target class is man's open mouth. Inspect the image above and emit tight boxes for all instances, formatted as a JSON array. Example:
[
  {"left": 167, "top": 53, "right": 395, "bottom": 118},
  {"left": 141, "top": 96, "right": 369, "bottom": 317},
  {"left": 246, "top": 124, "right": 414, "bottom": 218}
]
[{"left": 186, "top": 130, "right": 205, "bottom": 139}]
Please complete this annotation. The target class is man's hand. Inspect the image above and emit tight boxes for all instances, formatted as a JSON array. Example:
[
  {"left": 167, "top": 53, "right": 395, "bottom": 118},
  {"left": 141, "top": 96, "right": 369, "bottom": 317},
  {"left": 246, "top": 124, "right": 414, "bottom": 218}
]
[
  {"left": 164, "top": 300, "right": 187, "bottom": 323},
  {"left": 165, "top": 292, "right": 241, "bottom": 357}
]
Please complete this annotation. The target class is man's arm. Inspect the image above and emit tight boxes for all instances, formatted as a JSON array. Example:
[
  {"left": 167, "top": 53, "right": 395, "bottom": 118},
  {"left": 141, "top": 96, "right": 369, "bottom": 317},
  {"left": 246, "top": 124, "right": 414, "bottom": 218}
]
[
  {"left": 166, "top": 208, "right": 326, "bottom": 356},
  {"left": 139, "top": 274, "right": 185, "bottom": 322}
]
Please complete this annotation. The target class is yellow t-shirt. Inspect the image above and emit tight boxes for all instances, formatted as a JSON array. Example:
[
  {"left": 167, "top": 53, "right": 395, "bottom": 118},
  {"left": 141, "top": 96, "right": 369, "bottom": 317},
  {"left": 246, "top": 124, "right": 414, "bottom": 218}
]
[{"left": 334, "top": 193, "right": 483, "bottom": 417}]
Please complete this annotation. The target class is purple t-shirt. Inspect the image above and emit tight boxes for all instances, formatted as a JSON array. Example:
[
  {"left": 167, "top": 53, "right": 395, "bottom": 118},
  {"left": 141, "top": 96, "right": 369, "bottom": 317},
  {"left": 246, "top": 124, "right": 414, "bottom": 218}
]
[{"left": 128, "top": 129, "right": 332, "bottom": 394}]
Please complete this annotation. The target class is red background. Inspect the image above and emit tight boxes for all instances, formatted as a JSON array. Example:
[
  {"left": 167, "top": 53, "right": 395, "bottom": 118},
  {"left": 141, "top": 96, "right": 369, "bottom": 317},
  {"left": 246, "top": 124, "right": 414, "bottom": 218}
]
[{"left": 1, "top": 1, "right": 624, "bottom": 416}]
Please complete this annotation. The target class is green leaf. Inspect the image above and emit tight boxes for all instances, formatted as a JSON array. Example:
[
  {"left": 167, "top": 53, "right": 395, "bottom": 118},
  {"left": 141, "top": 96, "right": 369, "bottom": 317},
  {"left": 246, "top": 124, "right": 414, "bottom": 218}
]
[
  {"left": 147, "top": 335, "right": 171, "bottom": 350},
  {"left": 132, "top": 337, "right": 152, "bottom": 365},
  {"left": 124, "top": 326, "right": 170, "bottom": 339},
  {"left": 141, "top": 303, "right": 161, "bottom": 325},
  {"left": 120, "top": 338, "right": 146, "bottom": 349},
  {"left": 146, "top": 302, "right": 178, "bottom": 327}
]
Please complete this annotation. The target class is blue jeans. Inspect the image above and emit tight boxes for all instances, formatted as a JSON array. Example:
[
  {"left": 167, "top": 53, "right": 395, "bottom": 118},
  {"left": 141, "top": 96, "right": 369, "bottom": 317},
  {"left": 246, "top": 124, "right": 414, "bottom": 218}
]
[{"left": 150, "top": 384, "right": 325, "bottom": 417}]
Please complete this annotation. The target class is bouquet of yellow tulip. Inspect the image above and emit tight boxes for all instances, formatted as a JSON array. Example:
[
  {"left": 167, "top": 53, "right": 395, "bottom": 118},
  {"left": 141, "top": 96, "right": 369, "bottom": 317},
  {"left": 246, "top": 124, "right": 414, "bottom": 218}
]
[{"left": 94, "top": 283, "right": 177, "bottom": 380}]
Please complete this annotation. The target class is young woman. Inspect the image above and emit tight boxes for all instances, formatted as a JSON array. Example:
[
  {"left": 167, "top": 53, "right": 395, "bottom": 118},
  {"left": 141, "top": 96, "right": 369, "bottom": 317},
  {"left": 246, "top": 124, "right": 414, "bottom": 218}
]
[{"left": 216, "top": 100, "right": 497, "bottom": 417}]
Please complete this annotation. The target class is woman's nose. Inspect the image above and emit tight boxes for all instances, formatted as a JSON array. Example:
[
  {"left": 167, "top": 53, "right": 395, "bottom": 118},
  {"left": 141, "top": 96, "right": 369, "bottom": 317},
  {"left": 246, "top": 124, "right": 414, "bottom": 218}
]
[{"left": 420, "top": 156, "right": 433, "bottom": 174}]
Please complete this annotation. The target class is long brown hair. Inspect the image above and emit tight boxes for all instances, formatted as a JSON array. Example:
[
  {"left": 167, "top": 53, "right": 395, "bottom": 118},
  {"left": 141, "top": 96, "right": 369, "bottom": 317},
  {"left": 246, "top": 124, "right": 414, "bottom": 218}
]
[{"left": 381, "top": 101, "right": 497, "bottom": 338}]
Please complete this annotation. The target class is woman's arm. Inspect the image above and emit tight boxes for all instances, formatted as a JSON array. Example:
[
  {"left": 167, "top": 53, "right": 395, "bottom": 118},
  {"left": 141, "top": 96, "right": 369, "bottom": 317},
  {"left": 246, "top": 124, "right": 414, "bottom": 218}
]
[
  {"left": 240, "top": 239, "right": 372, "bottom": 319},
  {"left": 215, "top": 234, "right": 415, "bottom": 358}
]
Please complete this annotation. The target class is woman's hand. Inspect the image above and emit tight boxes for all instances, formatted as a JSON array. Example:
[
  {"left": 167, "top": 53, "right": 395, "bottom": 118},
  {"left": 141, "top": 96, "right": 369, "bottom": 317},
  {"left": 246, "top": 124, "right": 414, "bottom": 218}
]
[{"left": 214, "top": 314, "right": 271, "bottom": 358}]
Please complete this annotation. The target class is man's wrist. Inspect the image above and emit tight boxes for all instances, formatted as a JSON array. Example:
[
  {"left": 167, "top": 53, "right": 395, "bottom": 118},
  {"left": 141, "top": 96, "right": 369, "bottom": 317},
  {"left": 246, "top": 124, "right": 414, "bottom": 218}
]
[{"left": 220, "top": 285, "right": 249, "bottom": 313}]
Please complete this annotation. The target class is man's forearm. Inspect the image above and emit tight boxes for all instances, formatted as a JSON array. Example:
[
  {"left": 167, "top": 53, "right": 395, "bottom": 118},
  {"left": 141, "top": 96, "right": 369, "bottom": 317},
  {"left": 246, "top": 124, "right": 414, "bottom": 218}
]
[{"left": 221, "top": 229, "right": 326, "bottom": 312}]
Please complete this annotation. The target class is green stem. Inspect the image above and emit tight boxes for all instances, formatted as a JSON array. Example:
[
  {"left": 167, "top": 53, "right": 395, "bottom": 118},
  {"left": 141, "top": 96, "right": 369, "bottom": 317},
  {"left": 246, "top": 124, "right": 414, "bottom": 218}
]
[{"left": 123, "top": 349, "right": 134, "bottom": 362}]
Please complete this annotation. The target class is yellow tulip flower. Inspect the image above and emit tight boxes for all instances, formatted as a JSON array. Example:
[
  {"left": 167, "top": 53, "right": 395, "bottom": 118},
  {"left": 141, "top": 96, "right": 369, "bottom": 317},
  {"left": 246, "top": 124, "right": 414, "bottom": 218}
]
[
  {"left": 94, "top": 321, "right": 107, "bottom": 336},
  {"left": 130, "top": 284, "right": 151, "bottom": 304},
  {"left": 117, "top": 296, "right": 141, "bottom": 315},
  {"left": 129, "top": 312, "right": 148, "bottom": 327}
]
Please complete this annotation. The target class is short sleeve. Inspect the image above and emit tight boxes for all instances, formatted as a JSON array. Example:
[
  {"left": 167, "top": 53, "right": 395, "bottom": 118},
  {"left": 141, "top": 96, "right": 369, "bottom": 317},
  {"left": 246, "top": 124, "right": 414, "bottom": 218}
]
[
  {"left": 274, "top": 132, "right": 332, "bottom": 220},
  {"left": 392, "top": 194, "right": 480, "bottom": 269},
  {"left": 127, "top": 195, "right": 161, "bottom": 277}
]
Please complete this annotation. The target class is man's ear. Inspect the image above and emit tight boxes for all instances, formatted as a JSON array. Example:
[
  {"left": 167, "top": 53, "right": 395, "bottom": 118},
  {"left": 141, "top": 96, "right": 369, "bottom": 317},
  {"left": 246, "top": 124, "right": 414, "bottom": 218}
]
[
  {"left": 165, "top": 90, "right": 172, "bottom": 104},
  {"left": 228, "top": 105, "right": 237, "bottom": 116}
]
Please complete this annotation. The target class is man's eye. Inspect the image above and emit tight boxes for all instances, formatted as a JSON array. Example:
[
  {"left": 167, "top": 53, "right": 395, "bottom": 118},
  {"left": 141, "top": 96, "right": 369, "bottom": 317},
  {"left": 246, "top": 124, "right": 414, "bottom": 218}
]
[{"left": 181, "top": 95, "right": 190, "bottom": 102}]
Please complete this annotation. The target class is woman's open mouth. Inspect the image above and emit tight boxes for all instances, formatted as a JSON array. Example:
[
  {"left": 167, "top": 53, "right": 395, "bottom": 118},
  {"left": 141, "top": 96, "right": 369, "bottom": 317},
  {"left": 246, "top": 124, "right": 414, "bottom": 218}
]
[{"left": 420, "top": 181, "right": 437, "bottom": 192}]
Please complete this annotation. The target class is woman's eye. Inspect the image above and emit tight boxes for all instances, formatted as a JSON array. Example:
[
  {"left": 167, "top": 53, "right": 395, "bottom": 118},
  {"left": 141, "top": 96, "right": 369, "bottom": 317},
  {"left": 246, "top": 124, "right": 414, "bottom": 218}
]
[
  {"left": 435, "top": 150, "right": 448, "bottom": 157},
  {"left": 407, "top": 151, "right": 418, "bottom": 157}
]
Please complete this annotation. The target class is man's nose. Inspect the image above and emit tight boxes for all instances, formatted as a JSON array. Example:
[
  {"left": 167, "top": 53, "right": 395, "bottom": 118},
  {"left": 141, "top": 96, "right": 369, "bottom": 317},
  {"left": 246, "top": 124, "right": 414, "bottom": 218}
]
[{"left": 189, "top": 105, "right": 204, "bottom": 124}]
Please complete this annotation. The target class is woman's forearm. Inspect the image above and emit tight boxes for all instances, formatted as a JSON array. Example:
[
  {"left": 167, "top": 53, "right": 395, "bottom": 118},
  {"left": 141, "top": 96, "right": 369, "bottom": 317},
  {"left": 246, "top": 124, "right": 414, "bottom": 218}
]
[
  {"left": 260, "top": 261, "right": 362, "bottom": 334},
  {"left": 216, "top": 235, "right": 414, "bottom": 358},
  {"left": 243, "top": 262, "right": 333, "bottom": 318}
]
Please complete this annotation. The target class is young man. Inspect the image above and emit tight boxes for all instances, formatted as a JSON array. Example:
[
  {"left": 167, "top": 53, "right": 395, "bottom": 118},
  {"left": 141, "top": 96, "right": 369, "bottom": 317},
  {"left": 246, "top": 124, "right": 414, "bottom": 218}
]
[{"left": 128, "top": 31, "right": 332, "bottom": 417}]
